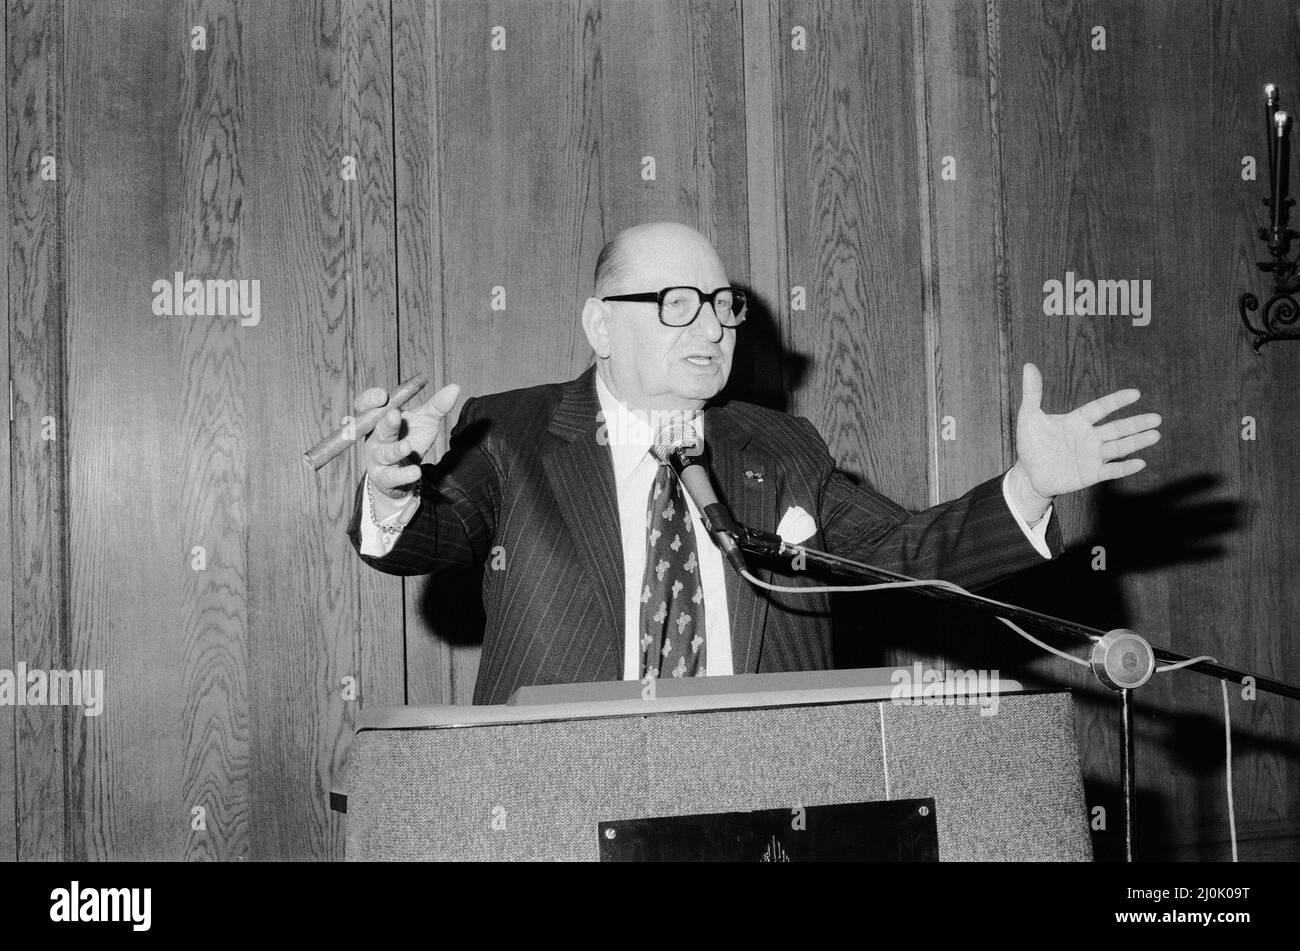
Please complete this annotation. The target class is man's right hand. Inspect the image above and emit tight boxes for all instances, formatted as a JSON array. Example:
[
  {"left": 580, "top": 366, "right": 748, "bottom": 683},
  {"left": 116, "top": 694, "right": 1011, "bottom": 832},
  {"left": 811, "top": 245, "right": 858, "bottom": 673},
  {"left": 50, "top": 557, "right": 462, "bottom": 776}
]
[{"left": 356, "top": 382, "right": 461, "bottom": 500}]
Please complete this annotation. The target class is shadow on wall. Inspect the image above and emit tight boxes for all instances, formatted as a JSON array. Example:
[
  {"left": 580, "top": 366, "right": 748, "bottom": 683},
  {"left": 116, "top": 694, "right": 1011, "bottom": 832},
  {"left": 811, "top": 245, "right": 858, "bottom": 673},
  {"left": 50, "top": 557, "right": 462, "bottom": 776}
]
[
  {"left": 835, "top": 472, "right": 1246, "bottom": 664},
  {"left": 718, "top": 283, "right": 809, "bottom": 413}
]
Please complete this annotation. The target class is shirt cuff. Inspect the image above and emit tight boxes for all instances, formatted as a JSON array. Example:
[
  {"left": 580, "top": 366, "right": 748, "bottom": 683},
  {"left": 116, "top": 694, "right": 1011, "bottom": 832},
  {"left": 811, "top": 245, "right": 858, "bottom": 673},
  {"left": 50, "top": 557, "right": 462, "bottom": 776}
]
[
  {"left": 358, "top": 474, "right": 422, "bottom": 557},
  {"left": 1002, "top": 469, "right": 1053, "bottom": 559}
]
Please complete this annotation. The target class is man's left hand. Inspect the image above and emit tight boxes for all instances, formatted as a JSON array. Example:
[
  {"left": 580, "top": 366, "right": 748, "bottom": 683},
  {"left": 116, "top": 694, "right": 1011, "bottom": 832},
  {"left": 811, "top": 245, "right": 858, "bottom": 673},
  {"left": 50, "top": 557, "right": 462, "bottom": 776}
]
[{"left": 1011, "top": 362, "right": 1162, "bottom": 514}]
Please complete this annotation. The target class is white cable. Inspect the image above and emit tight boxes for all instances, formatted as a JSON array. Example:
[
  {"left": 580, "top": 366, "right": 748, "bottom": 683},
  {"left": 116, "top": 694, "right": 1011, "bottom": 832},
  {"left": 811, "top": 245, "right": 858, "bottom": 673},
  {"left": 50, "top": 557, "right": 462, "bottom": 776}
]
[
  {"left": 1156, "top": 655, "right": 1216, "bottom": 673},
  {"left": 1220, "top": 679, "right": 1239, "bottom": 862},
  {"left": 878, "top": 705, "right": 891, "bottom": 800},
  {"left": 740, "top": 567, "right": 1098, "bottom": 636},
  {"left": 739, "top": 568, "right": 1093, "bottom": 667},
  {"left": 991, "top": 616, "right": 1092, "bottom": 668}
]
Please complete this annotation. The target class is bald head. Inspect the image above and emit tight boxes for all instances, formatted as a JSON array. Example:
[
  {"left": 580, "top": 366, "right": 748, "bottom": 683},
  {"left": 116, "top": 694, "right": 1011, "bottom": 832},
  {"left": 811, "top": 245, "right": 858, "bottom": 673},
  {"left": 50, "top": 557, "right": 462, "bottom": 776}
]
[
  {"left": 593, "top": 222, "right": 724, "bottom": 297},
  {"left": 583, "top": 222, "right": 736, "bottom": 412}
]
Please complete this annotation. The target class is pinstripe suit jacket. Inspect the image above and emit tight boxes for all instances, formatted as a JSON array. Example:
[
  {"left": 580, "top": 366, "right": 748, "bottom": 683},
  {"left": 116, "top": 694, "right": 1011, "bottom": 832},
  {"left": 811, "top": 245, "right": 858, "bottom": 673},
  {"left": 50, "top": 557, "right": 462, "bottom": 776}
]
[{"left": 347, "top": 365, "right": 1062, "bottom": 704}]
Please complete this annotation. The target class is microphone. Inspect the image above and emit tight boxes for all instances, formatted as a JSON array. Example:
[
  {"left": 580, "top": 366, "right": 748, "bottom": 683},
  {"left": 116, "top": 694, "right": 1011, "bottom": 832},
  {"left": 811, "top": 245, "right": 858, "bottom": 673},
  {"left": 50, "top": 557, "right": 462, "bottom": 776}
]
[{"left": 651, "top": 423, "right": 750, "bottom": 576}]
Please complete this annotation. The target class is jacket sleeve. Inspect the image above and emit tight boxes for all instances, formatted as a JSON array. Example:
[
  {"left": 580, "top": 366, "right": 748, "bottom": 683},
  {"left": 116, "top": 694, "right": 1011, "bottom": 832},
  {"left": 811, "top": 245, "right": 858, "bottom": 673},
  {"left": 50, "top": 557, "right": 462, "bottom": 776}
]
[
  {"left": 803, "top": 418, "right": 1063, "bottom": 591},
  {"left": 346, "top": 396, "right": 502, "bottom": 577}
]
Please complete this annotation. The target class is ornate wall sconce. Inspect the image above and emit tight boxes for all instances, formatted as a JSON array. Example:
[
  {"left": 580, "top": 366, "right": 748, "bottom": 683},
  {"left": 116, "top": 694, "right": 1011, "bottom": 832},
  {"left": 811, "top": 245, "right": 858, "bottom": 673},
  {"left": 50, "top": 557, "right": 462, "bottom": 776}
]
[{"left": 1240, "top": 84, "right": 1300, "bottom": 351}]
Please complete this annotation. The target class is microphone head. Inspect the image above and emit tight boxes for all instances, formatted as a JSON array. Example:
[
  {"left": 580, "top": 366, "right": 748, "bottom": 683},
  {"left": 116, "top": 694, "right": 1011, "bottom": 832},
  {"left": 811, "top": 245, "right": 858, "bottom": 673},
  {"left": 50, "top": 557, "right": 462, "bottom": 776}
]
[{"left": 651, "top": 421, "right": 700, "bottom": 464}]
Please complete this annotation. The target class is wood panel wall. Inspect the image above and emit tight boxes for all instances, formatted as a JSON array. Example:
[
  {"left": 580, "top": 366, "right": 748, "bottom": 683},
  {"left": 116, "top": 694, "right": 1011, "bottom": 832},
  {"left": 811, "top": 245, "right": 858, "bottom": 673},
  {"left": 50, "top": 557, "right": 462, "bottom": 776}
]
[
  {"left": 4, "top": 0, "right": 1298, "bottom": 860},
  {"left": 0, "top": 0, "right": 15, "bottom": 864},
  {"left": 990, "top": 0, "right": 1300, "bottom": 861},
  {"left": 6, "top": 0, "right": 65, "bottom": 862}
]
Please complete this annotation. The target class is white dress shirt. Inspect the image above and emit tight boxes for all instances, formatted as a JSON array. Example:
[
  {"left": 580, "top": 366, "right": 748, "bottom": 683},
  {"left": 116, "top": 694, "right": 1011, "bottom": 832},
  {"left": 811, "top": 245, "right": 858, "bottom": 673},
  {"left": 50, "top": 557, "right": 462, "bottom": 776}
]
[
  {"left": 359, "top": 377, "right": 1053, "bottom": 677},
  {"left": 591, "top": 371, "right": 733, "bottom": 679}
]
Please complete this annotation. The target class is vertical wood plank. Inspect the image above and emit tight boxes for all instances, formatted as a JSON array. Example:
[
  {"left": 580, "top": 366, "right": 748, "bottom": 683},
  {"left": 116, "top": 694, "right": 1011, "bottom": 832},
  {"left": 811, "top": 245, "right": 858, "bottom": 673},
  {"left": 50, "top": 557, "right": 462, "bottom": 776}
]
[
  {"left": 63, "top": 0, "right": 210, "bottom": 860},
  {"left": 771, "top": 0, "right": 928, "bottom": 506},
  {"left": 911, "top": 0, "right": 941, "bottom": 511},
  {"left": 240, "top": 0, "right": 401, "bottom": 859},
  {"left": 436, "top": 0, "right": 601, "bottom": 396},
  {"left": 766, "top": 0, "right": 935, "bottom": 671},
  {"left": 904, "top": 0, "right": 1018, "bottom": 675},
  {"left": 345, "top": 0, "right": 407, "bottom": 713},
  {"left": 742, "top": 0, "right": 780, "bottom": 322},
  {"left": 8, "top": 0, "right": 67, "bottom": 861},
  {"left": 599, "top": 0, "right": 749, "bottom": 278},
  {"left": 916, "top": 0, "right": 1010, "bottom": 502},
  {"left": 390, "top": 0, "right": 465, "bottom": 706},
  {"left": 739, "top": 0, "right": 789, "bottom": 408},
  {"left": 0, "top": 0, "right": 15, "bottom": 865},
  {"left": 390, "top": 0, "right": 445, "bottom": 706},
  {"left": 171, "top": 0, "right": 254, "bottom": 863}
]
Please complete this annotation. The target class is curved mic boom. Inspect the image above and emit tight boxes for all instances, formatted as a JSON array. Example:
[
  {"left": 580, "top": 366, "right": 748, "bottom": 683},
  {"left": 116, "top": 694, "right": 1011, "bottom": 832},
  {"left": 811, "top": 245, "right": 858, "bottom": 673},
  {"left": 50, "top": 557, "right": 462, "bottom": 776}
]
[{"left": 651, "top": 423, "right": 749, "bottom": 574}]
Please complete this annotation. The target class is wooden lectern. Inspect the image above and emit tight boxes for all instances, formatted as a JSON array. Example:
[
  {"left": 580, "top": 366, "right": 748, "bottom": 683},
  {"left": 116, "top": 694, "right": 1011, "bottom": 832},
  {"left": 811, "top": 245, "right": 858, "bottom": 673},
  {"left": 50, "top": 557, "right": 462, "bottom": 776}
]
[{"left": 336, "top": 669, "right": 1092, "bottom": 861}]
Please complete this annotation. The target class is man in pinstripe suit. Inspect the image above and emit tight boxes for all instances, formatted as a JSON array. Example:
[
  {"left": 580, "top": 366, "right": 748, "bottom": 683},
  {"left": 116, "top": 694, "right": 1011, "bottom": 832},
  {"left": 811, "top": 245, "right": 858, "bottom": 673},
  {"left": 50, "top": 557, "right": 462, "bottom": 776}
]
[{"left": 347, "top": 222, "right": 1161, "bottom": 704}]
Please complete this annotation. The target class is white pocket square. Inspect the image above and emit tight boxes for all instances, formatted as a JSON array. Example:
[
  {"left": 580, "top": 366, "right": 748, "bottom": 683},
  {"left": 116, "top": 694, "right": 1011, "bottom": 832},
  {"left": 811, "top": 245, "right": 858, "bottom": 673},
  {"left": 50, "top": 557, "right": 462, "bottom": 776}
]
[{"left": 776, "top": 505, "right": 817, "bottom": 545}]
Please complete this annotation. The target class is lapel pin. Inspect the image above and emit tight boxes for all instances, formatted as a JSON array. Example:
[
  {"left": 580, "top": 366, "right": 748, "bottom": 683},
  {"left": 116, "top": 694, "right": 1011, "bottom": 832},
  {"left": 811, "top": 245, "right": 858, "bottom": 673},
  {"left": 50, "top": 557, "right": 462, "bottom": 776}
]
[{"left": 744, "top": 469, "right": 765, "bottom": 483}]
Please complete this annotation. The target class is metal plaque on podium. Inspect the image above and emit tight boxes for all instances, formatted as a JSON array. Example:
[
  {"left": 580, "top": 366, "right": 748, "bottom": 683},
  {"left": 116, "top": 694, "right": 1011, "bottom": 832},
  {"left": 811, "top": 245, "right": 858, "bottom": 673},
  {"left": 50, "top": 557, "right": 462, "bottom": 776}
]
[{"left": 597, "top": 799, "right": 939, "bottom": 862}]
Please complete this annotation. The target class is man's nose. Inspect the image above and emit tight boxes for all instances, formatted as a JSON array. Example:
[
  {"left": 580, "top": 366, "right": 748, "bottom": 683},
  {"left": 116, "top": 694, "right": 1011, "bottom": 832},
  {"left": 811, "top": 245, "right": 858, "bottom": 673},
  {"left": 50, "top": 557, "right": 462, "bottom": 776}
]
[{"left": 690, "top": 301, "right": 725, "bottom": 343}]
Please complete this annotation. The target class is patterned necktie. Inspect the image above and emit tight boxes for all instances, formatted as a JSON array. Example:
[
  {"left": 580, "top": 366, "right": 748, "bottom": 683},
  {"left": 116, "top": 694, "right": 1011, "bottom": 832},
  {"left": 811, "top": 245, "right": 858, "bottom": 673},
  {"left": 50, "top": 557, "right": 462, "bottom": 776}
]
[{"left": 639, "top": 461, "right": 706, "bottom": 679}]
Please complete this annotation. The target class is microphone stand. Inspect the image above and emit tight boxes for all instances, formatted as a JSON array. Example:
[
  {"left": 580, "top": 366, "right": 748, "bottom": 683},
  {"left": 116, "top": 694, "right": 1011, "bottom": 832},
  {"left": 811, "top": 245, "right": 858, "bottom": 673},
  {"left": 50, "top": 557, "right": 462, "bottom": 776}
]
[{"left": 730, "top": 525, "right": 1300, "bottom": 861}]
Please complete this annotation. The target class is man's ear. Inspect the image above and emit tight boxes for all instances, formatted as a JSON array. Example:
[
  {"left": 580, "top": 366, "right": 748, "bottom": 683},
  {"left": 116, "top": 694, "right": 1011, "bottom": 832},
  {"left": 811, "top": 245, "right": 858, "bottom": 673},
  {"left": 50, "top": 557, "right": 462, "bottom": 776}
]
[{"left": 581, "top": 297, "right": 612, "bottom": 358}]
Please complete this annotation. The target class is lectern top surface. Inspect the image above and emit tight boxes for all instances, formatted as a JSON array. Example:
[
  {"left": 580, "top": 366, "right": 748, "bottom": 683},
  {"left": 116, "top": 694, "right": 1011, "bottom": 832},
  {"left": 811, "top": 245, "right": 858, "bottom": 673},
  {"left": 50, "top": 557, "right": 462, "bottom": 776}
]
[{"left": 355, "top": 667, "right": 1035, "bottom": 733}]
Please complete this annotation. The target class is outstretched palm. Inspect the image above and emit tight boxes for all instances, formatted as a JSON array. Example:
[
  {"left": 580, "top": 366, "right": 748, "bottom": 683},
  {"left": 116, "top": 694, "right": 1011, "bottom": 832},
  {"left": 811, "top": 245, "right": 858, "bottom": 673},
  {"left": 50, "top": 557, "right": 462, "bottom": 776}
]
[{"left": 1015, "top": 363, "right": 1161, "bottom": 499}]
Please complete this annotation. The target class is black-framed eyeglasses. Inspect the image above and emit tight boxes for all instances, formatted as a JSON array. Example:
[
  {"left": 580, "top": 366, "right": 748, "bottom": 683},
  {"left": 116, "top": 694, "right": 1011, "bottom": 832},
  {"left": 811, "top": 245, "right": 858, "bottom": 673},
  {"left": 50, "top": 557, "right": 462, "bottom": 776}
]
[{"left": 601, "top": 285, "right": 748, "bottom": 328}]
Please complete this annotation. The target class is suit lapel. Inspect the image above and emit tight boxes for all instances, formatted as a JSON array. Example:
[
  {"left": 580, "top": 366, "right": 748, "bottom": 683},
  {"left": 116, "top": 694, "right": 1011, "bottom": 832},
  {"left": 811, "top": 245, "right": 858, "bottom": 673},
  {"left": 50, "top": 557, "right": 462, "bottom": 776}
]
[
  {"left": 705, "top": 404, "right": 779, "bottom": 674},
  {"left": 542, "top": 367, "right": 625, "bottom": 671}
]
